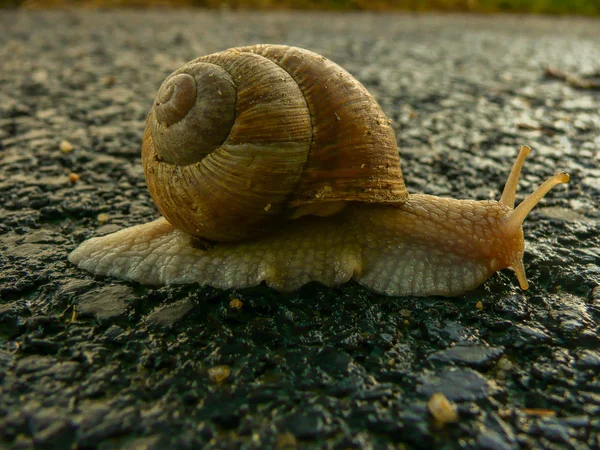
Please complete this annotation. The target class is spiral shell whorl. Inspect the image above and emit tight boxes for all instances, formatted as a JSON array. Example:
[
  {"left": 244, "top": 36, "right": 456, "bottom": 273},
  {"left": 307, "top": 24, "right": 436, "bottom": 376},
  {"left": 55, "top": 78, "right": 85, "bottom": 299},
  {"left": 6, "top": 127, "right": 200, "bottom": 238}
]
[
  {"left": 150, "top": 63, "right": 236, "bottom": 166},
  {"left": 154, "top": 73, "right": 196, "bottom": 126}
]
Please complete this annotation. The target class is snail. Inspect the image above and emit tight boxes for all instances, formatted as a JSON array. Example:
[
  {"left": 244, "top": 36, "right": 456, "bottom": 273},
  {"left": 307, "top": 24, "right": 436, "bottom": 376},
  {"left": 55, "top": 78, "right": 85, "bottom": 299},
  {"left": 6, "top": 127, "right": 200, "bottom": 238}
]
[{"left": 68, "top": 44, "right": 570, "bottom": 297}]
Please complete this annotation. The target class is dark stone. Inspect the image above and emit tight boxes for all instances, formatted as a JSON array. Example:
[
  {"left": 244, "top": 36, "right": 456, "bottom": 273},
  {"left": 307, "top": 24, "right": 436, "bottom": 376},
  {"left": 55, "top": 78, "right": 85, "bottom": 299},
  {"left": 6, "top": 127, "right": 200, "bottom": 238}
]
[
  {"left": 50, "top": 361, "right": 81, "bottom": 381},
  {"left": 562, "top": 416, "right": 590, "bottom": 429},
  {"left": 102, "top": 325, "right": 125, "bottom": 342},
  {"left": 57, "top": 279, "right": 98, "bottom": 298},
  {"left": 427, "top": 345, "right": 505, "bottom": 369},
  {"left": 286, "top": 406, "right": 333, "bottom": 440},
  {"left": 490, "top": 295, "right": 531, "bottom": 321},
  {"left": 351, "top": 386, "right": 396, "bottom": 402},
  {"left": 5, "top": 243, "right": 55, "bottom": 259},
  {"left": 512, "top": 324, "right": 552, "bottom": 346},
  {"left": 476, "top": 429, "right": 515, "bottom": 450},
  {"left": 417, "top": 368, "right": 491, "bottom": 402},
  {"left": 397, "top": 404, "right": 434, "bottom": 448},
  {"left": 365, "top": 414, "right": 404, "bottom": 438},
  {"left": 76, "top": 405, "right": 139, "bottom": 447},
  {"left": 530, "top": 419, "right": 573, "bottom": 444},
  {"left": 74, "top": 402, "right": 111, "bottom": 435},
  {"left": 484, "top": 413, "right": 518, "bottom": 448},
  {"left": 548, "top": 294, "right": 595, "bottom": 335},
  {"left": 311, "top": 346, "right": 352, "bottom": 375},
  {"left": 24, "top": 316, "right": 60, "bottom": 331},
  {"left": 29, "top": 408, "right": 74, "bottom": 449},
  {"left": 15, "top": 356, "right": 55, "bottom": 375},
  {"left": 19, "top": 337, "right": 60, "bottom": 355},
  {"left": 144, "top": 298, "right": 195, "bottom": 327},
  {"left": 76, "top": 285, "right": 133, "bottom": 321},
  {"left": 0, "top": 302, "right": 24, "bottom": 338}
]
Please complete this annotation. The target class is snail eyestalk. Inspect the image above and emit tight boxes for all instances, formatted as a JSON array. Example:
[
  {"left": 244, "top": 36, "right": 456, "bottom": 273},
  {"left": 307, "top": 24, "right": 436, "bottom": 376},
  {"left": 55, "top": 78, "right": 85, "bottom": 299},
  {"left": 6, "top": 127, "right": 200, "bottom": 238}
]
[
  {"left": 497, "top": 146, "right": 569, "bottom": 290},
  {"left": 500, "top": 145, "right": 531, "bottom": 208},
  {"left": 504, "top": 171, "right": 570, "bottom": 234},
  {"left": 499, "top": 145, "right": 570, "bottom": 234},
  {"left": 512, "top": 260, "right": 529, "bottom": 290}
]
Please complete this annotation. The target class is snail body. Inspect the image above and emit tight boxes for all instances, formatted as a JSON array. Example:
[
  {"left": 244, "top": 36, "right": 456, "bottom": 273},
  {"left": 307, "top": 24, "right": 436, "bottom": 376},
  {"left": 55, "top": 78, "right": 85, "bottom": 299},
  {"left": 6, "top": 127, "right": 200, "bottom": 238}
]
[{"left": 69, "top": 45, "right": 570, "bottom": 297}]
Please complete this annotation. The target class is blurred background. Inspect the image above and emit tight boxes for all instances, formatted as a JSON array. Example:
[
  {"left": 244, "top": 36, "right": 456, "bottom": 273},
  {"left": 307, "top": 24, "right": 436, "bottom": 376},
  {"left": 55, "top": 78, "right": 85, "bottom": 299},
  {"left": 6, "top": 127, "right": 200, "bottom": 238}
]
[{"left": 3, "top": 0, "right": 600, "bottom": 15}]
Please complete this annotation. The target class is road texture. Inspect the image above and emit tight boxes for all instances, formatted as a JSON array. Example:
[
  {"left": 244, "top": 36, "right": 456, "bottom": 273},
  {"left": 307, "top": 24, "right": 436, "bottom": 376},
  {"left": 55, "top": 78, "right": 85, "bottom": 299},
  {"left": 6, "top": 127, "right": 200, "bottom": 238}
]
[{"left": 0, "top": 9, "right": 599, "bottom": 450}]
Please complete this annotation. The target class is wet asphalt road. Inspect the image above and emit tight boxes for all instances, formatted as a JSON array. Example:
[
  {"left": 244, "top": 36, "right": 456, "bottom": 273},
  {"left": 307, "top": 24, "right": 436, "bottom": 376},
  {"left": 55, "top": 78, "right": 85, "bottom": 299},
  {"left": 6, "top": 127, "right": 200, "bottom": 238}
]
[{"left": 0, "top": 9, "right": 599, "bottom": 450}]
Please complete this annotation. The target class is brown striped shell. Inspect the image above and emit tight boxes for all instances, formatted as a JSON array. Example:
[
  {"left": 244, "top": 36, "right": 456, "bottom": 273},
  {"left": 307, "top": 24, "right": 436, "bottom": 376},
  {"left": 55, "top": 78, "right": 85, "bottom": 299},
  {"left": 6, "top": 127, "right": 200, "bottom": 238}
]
[{"left": 142, "top": 44, "right": 408, "bottom": 242}]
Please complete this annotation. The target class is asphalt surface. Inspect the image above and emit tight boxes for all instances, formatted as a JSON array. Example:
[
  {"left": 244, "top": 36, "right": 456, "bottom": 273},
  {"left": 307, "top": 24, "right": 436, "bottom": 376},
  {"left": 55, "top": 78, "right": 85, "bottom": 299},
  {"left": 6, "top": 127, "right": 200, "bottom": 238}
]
[{"left": 1, "top": 9, "right": 599, "bottom": 450}]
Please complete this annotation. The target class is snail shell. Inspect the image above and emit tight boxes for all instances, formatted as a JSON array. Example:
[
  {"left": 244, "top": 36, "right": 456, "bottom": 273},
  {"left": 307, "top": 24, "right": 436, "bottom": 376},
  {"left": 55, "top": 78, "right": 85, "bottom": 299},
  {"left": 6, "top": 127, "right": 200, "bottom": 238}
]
[{"left": 142, "top": 44, "right": 407, "bottom": 242}]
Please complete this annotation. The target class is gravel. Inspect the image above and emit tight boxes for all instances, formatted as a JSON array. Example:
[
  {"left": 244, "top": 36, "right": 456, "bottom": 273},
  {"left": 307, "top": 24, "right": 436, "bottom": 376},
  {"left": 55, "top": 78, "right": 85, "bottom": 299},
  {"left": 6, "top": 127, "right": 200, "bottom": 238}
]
[{"left": 1, "top": 9, "right": 599, "bottom": 450}]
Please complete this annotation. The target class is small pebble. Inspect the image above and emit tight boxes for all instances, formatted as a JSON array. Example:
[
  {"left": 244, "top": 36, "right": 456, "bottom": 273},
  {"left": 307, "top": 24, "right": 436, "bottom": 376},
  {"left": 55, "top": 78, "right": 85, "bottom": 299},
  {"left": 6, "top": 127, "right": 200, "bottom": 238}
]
[
  {"left": 101, "top": 75, "right": 116, "bottom": 86},
  {"left": 59, "top": 140, "right": 73, "bottom": 153},
  {"left": 497, "top": 356, "right": 514, "bottom": 371},
  {"left": 428, "top": 392, "right": 459, "bottom": 425},
  {"left": 229, "top": 298, "right": 243, "bottom": 310},
  {"left": 208, "top": 365, "right": 231, "bottom": 383}
]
